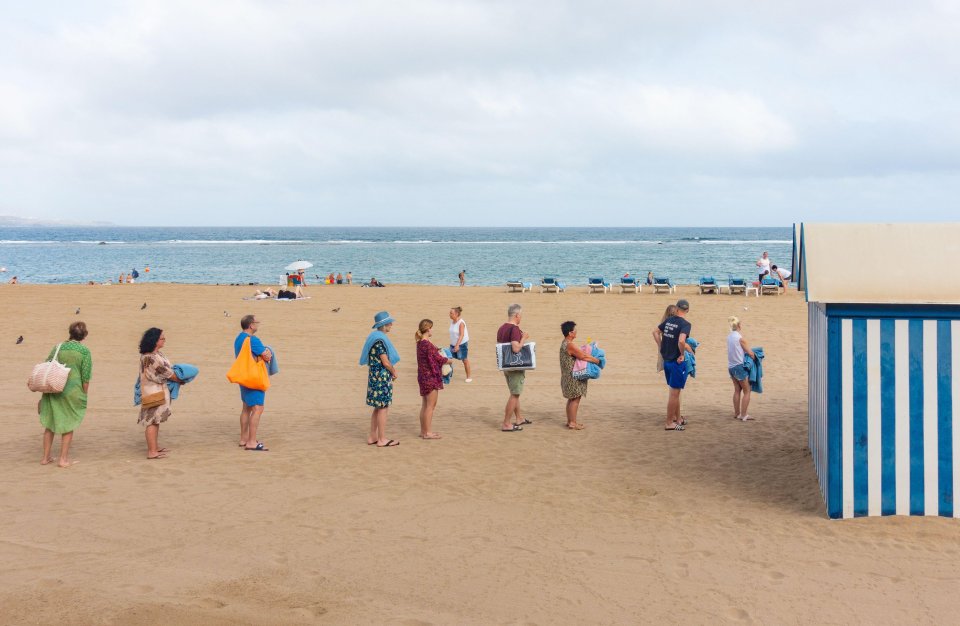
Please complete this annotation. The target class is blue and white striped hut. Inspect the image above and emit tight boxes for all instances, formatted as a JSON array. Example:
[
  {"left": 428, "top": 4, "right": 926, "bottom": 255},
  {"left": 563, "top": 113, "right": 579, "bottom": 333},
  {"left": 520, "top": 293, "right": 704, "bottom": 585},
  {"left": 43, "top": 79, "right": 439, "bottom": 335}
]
[{"left": 801, "top": 223, "right": 960, "bottom": 519}]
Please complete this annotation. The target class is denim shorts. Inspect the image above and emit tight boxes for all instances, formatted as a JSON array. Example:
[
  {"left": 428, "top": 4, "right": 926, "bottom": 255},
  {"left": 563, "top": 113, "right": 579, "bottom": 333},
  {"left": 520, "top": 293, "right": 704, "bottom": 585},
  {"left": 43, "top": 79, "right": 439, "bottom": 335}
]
[
  {"left": 450, "top": 342, "right": 468, "bottom": 360},
  {"left": 728, "top": 363, "right": 749, "bottom": 381},
  {"left": 663, "top": 360, "right": 688, "bottom": 390}
]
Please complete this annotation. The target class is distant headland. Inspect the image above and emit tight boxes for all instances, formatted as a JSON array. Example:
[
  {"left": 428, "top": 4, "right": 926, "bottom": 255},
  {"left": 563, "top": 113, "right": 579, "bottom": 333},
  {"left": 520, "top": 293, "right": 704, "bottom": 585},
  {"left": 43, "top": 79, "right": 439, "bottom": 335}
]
[{"left": 0, "top": 215, "right": 115, "bottom": 227}]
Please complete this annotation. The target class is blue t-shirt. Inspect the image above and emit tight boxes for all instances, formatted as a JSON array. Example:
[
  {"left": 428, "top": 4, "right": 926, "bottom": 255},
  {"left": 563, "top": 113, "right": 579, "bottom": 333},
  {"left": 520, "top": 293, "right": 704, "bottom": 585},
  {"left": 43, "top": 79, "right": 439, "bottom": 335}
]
[
  {"left": 235, "top": 331, "right": 265, "bottom": 358},
  {"left": 658, "top": 316, "right": 691, "bottom": 362}
]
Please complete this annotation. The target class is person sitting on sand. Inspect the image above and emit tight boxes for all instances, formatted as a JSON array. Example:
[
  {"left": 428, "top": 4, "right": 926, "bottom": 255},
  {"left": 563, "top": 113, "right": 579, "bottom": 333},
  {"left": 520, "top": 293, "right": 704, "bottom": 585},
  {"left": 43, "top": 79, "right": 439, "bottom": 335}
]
[{"left": 8, "top": 276, "right": 18, "bottom": 284}]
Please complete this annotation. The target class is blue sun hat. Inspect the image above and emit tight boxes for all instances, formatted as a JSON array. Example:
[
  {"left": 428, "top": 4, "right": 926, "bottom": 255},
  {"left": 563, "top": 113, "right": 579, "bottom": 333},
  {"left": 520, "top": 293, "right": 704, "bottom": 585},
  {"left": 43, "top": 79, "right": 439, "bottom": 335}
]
[{"left": 372, "top": 310, "right": 396, "bottom": 329}]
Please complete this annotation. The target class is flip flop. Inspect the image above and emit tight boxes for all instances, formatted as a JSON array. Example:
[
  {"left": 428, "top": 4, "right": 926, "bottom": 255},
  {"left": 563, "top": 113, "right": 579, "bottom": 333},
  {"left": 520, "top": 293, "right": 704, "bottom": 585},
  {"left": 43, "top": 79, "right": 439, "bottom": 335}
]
[
  {"left": 515, "top": 419, "right": 533, "bottom": 426},
  {"left": 664, "top": 423, "right": 685, "bottom": 431},
  {"left": 245, "top": 442, "right": 269, "bottom": 451},
  {"left": 567, "top": 423, "right": 585, "bottom": 430},
  {"left": 501, "top": 424, "right": 523, "bottom": 432},
  {"left": 366, "top": 441, "right": 378, "bottom": 445},
  {"left": 377, "top": 439, "right": 400, "bottom": 447},
  {"left": 147, "top": 453, "right": 168, "bottom": 459}
]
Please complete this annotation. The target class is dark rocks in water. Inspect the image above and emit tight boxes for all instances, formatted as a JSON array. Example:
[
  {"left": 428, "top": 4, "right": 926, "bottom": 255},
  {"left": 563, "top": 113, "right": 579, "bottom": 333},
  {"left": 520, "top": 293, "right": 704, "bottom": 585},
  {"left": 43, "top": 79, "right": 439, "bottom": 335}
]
[{"left": 98, "top": 241, "right": 107, "bottom": 245}]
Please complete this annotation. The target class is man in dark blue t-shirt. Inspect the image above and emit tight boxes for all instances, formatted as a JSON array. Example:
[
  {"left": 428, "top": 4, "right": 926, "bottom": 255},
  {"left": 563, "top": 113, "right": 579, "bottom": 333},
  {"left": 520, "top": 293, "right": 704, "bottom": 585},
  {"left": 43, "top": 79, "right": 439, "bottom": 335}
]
[{"left": 653, "top": 299, "right": 691, "bottom": 431}]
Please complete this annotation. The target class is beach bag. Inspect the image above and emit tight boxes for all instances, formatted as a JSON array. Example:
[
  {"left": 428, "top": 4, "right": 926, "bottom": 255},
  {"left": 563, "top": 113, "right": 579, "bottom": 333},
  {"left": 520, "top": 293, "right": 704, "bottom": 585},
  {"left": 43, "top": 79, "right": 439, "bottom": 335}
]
[
  {"left": 226, "top": 337, "right": 270, "bottom": 391},
  {"left": 141, "top": 390, "right": 166, "bottom": 409},
  {"left": 27, "top": 343, "right": 71, "bottom": 393},
  {"left": 496, "top": 342, "right": 536, "bottom": 371}
]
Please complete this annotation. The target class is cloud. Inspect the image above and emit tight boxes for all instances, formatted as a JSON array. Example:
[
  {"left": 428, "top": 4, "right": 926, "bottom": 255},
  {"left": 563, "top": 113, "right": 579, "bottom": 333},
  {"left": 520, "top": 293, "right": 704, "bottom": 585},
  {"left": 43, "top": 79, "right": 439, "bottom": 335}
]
[{"left": 0, "top": 1, "right": 958, "bottom": 225}]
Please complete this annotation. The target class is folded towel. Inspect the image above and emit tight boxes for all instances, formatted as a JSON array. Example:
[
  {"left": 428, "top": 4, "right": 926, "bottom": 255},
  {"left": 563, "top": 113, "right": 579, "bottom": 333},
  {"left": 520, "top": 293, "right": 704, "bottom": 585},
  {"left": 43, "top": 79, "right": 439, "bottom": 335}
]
[
  {"left": 134, "top": 362, "right": 200, "bottom": 405},
  {"left": 265, "top": 345, "right": 279, "bottom": 375}
]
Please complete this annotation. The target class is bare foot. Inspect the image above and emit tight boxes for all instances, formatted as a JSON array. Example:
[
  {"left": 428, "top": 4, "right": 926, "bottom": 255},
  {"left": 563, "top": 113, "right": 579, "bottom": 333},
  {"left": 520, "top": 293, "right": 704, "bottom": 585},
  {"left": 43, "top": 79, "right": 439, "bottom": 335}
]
[
  {"left": 58, "top": 459, "right": 78, "bottom": 467},
  {"left": 41, "top": 457, "right": 54, "bottom": 465},
  {"left": 567, "top": 423, "right": 586, "bottom": 430},
  {"left": 146, "top": 452, "right": 168, "bottom": 460},
  {"left": 419, "top": 433, "right": 442, "bottom": 439},
  {"left": 238, "top": 441, "right": 246, "bottom": 447}
]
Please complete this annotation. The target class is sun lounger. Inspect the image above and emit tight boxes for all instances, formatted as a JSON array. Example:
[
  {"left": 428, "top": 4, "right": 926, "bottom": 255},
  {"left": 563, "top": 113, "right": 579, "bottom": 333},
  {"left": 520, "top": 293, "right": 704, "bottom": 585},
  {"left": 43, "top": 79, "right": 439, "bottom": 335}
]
[
  {"left": 540, "top": 277, "right": 566, "bottom": 293},
  {"left": 760, "top": 276, "right": 783, "bottom": 295},
  {"left": 724, "top": 276, "right": 747, "bottom": 295},
  {"left": 653, "top": 277, "right": 675, "bottom": 294},
  {"left": 506, "top": 280, "right": 532, "bottom": 293},
  {"left": 698, "top": 276, "right": 719, "bottom": 294},
  {"left": 618, "top": 276, "right": 641, "bottom": 294},
  {"left": 587, "top": 277, "right": 610, "bottom": 294}
]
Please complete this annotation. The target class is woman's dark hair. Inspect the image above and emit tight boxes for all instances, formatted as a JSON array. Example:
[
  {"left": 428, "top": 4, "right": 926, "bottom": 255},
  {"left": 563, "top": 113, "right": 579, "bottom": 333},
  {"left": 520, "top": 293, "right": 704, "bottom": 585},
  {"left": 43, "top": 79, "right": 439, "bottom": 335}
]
[
  {"left": 139, "top": 327, "right": 163, "bottom": 354},
  {"left": 68, "top": 321, "right": 88, "bottom": 341},
  {"left": 561, "top": 321, "right": 576, "bottom": 337}
]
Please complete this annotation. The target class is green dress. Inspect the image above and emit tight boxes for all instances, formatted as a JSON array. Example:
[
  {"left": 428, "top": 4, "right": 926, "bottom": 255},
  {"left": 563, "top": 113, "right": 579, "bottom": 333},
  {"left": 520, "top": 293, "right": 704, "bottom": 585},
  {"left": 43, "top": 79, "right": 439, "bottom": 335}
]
[{"left": 38, "top": 341, "right": 93, "bottom": 434}]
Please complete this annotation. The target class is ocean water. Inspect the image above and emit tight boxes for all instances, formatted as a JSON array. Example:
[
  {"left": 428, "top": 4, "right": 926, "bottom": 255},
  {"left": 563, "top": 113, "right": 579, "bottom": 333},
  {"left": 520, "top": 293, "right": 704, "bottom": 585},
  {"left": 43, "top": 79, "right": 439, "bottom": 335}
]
[{"left": 0, "top": 226, "right": 793, "bottom": 286}]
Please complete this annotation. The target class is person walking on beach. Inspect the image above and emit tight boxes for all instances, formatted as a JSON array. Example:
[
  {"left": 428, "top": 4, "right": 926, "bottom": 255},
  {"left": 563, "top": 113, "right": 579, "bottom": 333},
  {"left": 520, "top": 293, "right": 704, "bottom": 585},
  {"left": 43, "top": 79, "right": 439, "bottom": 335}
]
[
  {"left": 38, "top": 321, "right": 92, "bottom": 467},
  {"left": 559, "top": 321, "right": 601, "bottom": 430},
  {"left": 235, "top": 315, "right": 272, "bottom": 451},
  {"left": 361, "top": 311, "right": 400, "bottom": 447},
  {"left": 727, "top": 316, "right": 756, "bottom": 421},
  {"left": 498, "top": 303, "right": 531, "bottom": 432},
  {"left": 458, "top": 270, "right": 465, "bottom": 287},
  {"left": 415, "top": 319, "right": 448, "bottom": 440},
  {"left": 652, "top": 299, "right": 691, "bottom": 431},
  {"left": 138, "top": 327, "right": 182, "bottom": 459},
  {"left": 448, "top": 306, "right": 472, "bottom": 382}
]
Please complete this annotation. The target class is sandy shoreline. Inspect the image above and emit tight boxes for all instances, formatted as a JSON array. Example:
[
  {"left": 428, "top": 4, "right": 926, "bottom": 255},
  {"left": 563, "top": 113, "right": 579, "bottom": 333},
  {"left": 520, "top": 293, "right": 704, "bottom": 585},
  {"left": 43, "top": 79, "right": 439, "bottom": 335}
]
[{"left": 2, "top": 283, "right": 958, "bottom": 624}]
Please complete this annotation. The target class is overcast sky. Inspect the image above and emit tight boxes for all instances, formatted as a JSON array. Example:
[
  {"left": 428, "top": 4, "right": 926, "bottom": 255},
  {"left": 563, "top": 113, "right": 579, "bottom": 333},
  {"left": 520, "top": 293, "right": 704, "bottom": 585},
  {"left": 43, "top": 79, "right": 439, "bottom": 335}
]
[{"left": 2, "top": 1, "right": 958, "bottom": 226}]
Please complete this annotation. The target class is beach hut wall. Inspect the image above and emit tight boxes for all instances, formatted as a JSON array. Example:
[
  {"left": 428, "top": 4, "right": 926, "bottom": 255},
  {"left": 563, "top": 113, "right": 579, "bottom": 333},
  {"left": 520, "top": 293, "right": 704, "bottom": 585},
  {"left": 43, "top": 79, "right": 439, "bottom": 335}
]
[{"left": 803, "top": 223, "right": 960, "bottom": 519}]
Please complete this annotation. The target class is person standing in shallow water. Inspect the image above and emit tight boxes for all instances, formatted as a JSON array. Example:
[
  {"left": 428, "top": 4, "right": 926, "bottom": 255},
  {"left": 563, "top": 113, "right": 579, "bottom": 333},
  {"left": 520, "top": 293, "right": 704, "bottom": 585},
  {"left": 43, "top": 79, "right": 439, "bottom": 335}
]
[
  {"left": 39, "top": 321, "right": 92, "bottom": 467},
  {"left": 458, "top": 270, "right": 465, "bottom": 287}
]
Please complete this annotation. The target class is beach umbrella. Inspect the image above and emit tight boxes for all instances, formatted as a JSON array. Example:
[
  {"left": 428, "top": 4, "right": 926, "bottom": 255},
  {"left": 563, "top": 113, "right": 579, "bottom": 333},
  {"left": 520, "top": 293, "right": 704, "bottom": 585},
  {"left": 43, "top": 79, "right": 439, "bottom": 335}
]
[{"left": 285, "top": 260, "right": 313, "bottom": 271}]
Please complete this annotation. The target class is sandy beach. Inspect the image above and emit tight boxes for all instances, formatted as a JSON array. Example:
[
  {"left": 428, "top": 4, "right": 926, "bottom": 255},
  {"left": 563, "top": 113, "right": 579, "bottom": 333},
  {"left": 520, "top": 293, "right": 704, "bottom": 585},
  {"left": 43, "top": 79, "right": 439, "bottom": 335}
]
[{"left": 2, "top": 283, "right": 958, "bottom": 625}]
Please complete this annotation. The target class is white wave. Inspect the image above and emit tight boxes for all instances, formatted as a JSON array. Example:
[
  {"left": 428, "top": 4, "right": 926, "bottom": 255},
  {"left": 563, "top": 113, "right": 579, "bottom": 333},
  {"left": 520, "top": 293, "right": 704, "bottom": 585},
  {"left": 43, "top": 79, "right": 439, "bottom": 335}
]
[
  {"left": 163, "top": 239, "right": 308, "bottom": 244},
  {"left": 697, "top": 239, "right": 792, "bottom": 245}
]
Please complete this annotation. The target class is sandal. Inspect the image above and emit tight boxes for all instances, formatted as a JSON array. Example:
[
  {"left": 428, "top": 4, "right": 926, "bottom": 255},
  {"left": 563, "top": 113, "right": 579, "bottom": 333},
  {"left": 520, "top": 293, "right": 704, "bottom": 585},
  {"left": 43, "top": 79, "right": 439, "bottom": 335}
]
[
  {"left": 501, "top": 424, "right": 523, "bottom": 432},
  {"left": 664, "top": 423, "right": 685, "bottom": 431}
]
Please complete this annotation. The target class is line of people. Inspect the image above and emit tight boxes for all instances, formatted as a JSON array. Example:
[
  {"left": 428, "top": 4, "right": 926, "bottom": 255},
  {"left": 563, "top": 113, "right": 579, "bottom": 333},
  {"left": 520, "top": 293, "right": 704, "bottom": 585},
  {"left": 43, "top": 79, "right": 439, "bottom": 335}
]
[{"left": 33, "top": 300, "right": 761, "bottom": 464}]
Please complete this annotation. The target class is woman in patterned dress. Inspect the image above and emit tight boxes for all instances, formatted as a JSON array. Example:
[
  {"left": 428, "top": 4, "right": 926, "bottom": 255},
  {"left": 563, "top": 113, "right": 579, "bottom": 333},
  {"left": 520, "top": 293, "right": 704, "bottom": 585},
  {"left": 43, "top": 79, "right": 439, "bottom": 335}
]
[
  {"left": 360, "top": 311, "right": 400, "bottom": 447},
  {"left": 415, "top": 319, "right": 449, "bottom": 440},
  {"left": 559, "top": 321, "right": 601, "bottom": 430},
  {"left": 38, "top": 321, "right": 93, "bottom": 468},
  {"left": 138, "top": 327, "right": 181, "bottom": 460}
]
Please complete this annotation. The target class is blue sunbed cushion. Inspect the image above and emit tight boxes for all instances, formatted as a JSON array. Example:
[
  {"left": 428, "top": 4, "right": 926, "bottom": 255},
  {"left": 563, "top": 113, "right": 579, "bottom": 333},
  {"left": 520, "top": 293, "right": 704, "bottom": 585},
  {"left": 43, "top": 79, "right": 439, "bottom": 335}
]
[
  {"left": 620, "top": 276, "right": 636, "bottom": 284},
  {"left": 700, "top": 277, "right": 716, "bottom": 284}
]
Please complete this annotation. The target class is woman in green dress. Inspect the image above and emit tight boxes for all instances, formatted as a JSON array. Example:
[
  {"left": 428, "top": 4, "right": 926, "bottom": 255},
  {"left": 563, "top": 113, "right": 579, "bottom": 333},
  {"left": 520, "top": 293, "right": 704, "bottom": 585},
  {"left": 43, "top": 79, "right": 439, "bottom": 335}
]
[{"left": 39, "top": 321, "right": 92, "bottom": 467}]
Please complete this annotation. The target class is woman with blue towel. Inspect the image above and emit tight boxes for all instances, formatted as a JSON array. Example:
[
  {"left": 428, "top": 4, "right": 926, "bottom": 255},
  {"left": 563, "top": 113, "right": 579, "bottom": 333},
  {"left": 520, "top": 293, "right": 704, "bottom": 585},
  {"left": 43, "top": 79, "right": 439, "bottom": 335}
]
[
  {"left": 559, "top": 321, "right": 601, "bottom": 430},
  {"left": 727, "top": 316, "right": 756, "bottom": 421},
  {"left": 361, "top": 311, "right": 401, "bottom": 447}
]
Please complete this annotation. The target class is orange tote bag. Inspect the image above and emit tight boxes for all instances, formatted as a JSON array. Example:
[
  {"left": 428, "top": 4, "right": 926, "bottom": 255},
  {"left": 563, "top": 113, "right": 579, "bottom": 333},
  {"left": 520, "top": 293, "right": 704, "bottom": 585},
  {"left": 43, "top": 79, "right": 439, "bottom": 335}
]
[{"left": 226, "top": 336, "right": 270, "bottom": 391}]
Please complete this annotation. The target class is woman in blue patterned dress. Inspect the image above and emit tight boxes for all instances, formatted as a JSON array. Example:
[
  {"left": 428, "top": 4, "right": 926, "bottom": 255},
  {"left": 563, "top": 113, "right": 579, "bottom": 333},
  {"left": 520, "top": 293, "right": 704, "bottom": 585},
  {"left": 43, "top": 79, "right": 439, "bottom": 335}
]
[
  {"left": 360, "top": 311, "right": 400, "bottom": 447},
  {"left": 38, "top": 321, "right": 92, "bottom": 467}
]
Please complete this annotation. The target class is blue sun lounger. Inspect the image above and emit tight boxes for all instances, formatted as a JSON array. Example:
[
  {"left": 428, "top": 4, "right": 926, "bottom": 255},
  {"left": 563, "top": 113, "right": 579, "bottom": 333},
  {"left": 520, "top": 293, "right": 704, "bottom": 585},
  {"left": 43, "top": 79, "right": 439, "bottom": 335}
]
[
  {"left": 506, "top": 280, "right": 532, "bottom": 293},
  {"left": 540, "top": 277, "right": 566, "bottom": 293},
  {"left": 698, "top": 276, "right": 719, "bottom": 294},
  {"left": 618, "top": 276, "right": 641, "bottom": 294},
  {"left": 653, "top": 276, "right": 675, "bottom": 294},
  {"left": 587, "top": 277, "right": 610, "bottom": 294}
]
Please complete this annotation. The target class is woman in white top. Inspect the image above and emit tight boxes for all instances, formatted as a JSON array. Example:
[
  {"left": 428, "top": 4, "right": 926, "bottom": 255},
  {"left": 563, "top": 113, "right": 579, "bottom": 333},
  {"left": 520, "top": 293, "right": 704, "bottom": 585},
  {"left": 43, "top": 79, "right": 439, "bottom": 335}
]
[
  {"left": 727, "top": 316, "right": 756, "bottom": 421},
  {"left": 448, "top": 307, "right": 472, "bottom": 382},
  {"left": 756, "top": 251, "right": 771, "bottom": 281}
]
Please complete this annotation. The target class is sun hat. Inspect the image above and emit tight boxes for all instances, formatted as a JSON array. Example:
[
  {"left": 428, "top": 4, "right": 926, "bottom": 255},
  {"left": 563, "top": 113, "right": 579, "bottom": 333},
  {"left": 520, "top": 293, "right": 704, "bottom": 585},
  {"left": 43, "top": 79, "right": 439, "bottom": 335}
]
[
  {"left": 372, "top": 311, "right": 396, "bottom": 329},
  {"left": 676, "top": 299, "right": 690, "bottom": 311}
]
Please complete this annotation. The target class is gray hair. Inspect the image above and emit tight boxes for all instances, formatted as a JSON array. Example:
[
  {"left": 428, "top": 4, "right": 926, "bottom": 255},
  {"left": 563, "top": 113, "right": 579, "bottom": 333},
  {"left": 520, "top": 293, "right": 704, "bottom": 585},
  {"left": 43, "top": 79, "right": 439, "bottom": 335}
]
[{"left": 507, "top": 303, "right": 522, "bottom": 319}]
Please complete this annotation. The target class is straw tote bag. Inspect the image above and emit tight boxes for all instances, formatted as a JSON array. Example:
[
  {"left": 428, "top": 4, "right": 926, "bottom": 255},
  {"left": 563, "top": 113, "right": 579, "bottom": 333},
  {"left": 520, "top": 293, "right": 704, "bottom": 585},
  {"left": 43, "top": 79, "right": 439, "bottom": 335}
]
[
  {"left": 226, "top": 336, "right": 270, "bottom": 391},
  {"left": 27, "top": 343, "right": 71, "bottom": 393}
]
